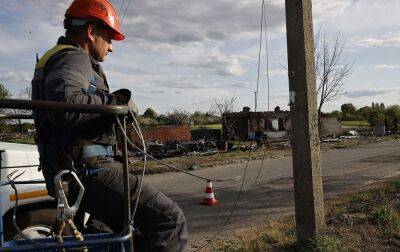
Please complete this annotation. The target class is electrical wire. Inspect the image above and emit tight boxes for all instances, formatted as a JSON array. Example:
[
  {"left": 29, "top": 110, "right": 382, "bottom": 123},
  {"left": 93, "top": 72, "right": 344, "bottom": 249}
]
[
  {"left": 120, "top": 0, "right": 132, "bottom": 26},
  {"left": 129, "top": 112, "right": 146, "bottom": 226},
  {"left": 118, "top": 0, "right": 126, "bottom": 17},
  {"left": 255, "top": 0, "right": 265, "bottom": 113},
  {"left": 193, "top": 146, "right": 253, "bottom": 252},
  {"left": 115, "top": 117, "right": 240, "bottom": 183},
  {"left": 249, "top": 145, "right": 268, "bottom": 191},
  {"left": 7, "top": 170, "right": 41, "bottom": 244},
  {"left": 115, "top": 113, "right": 147, "bottom": 236},
  {"left": 263, "top": 0, "right": 271, "bottom": 112},
  {"left": 249, "top": 0, "right": 271, "bottom": 191},
  {"left": 195, "top": 1, "right": 274, "bottom": 248},
  {"left": 115, "top": 111, "right": 245, "bottom": 249}
]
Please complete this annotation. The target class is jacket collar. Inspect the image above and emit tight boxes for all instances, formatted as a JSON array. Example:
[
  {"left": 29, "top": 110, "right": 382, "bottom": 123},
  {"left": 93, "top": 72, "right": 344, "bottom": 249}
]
[{"left": 57, "top": 36, "right": 100, "bottom": 66}]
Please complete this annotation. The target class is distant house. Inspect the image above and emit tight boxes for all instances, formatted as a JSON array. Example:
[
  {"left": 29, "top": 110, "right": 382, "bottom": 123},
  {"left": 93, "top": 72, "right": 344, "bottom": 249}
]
[
  {"left": 222, "top": 107, "right": 341, "bottom": 140},
  {"left": 222, "top": 107, "right": 290, "bottom": 141}
]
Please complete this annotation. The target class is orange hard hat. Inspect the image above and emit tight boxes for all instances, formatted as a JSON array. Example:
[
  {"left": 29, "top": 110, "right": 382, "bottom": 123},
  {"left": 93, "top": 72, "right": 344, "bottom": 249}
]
[{"left": 65, "top": 0, "right": 125, "bottom": 41}]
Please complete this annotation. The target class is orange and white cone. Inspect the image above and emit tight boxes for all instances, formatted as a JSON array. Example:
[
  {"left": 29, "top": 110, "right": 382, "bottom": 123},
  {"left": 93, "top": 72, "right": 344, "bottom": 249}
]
[{"left": 201, "top": 180, "right": 218, "bottom": 206}]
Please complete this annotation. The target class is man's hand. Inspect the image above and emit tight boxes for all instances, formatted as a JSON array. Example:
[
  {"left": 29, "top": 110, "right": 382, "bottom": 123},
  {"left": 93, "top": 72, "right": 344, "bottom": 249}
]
[{"left": 112, "top": 88, "right": 139, "bottom": 116}]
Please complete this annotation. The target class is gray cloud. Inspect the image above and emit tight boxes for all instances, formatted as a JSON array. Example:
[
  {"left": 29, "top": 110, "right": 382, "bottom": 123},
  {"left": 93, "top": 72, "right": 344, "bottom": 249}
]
[
  {"left": 120, "top": 0, "right": 285, "bottom": 46},
  {"left": 150, "top": 90, "right": 165, "bottom": 94},
  {"left": 158, "top": 81, "right": 204, "bottom": 89},
  {"left": 182, "top": 54, "right": 246, "bottom": 76},
  {"left": 0, "top": 72, "right": 31, "bottom": 84},
  {"left": 221, "top": 82, "right": 251, "bottom": 89},
  {"left": 206, "top": 30, "right": 227, "bottom": 40},
  {"left": 356, "top": 37, "right": 400, "bottom": 48},
  {"left": 344, "top": 89, "right": 395, "bottom": 98},
  {"left": 374, "top": 64, "right": 400, "bottom": 70}
]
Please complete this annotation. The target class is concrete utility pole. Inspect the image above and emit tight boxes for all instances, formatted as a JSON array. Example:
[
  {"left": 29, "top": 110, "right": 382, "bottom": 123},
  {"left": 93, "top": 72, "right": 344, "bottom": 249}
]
[{"left": 285, "top": 0, "right": 325, "bottom": 246}]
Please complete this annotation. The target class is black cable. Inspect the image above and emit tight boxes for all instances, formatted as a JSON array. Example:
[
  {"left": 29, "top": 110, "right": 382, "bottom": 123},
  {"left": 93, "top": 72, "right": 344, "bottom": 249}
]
[
  {"left": 116, "top": 117, "right": 240, "bottom": 182},
  {"left": 129, "top": 113, "right": 146, "bottom": 226},
  {"left": 249, "top": 0, "right": 271, "bottom": 192},
  {"left": 7, "top": 170, "right": 41, "bottom": 244},
  {"left": 249, "top": 145, "right": 268, "bottom": 191},
  {"left": 263, "top": 0, "right": 271, "bottom": 112},
  {"left": 115, "top": 112, "right": 242, "bottom": 239},
  {"left": 115, "top": 113, "right": 149, "bottom": 237},
  {"left": 255, "top": 0, "right": 265, "bottom": 112},
  {"left": 0, "top": 165, "right": 39, "bottom": 170},
  {"left": 120, "top": 0, "right": 132, "bottom": 26},
  {"left": 118, "top": 0, "right": 126, "bottom": 17},
  {"left": 193, "top": 141, "right": 254, "bottom": 252},
  {"left": 195, "top": 1, "right": 273, "bottom": 248}
]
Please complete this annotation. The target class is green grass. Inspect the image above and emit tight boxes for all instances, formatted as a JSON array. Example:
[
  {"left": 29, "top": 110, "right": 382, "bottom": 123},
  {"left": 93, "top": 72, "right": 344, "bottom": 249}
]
[
  {"left": 191, "top": 124, "right": 222, "bottom": 130},
  {"left": 3, "top": 136, "right": 35, "bottom": 145},
  {"left": 305, "top": 236, "right": 345, "bottom": 252},
  {"left": 371, "top": 204, "right": 396, "bottom": 224}
]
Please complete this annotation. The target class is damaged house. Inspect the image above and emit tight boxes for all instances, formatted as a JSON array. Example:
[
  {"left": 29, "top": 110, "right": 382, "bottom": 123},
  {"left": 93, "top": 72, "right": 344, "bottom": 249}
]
[
  {"left": 222, "top": 107, "right": 290, "bottom": 141},
  {"left": 222, "top": 107, "right": 341, "bottom": 141}
]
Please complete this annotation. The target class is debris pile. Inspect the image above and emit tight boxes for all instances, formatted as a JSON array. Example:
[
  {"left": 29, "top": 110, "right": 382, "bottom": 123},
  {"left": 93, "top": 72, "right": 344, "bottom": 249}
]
[{"left": 145, "top": 139, "right": 219, "bottom": 159}]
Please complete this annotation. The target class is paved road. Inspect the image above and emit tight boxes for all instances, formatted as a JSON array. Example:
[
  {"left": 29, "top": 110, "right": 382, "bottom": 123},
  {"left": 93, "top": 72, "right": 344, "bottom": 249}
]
[{"left": 146, "top": 140, "right": 400, "bottom": 249}]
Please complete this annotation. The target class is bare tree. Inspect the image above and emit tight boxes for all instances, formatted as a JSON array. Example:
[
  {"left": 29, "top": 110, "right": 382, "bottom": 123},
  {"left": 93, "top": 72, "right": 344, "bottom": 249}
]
[
  {"left": 19, "top": 86, "right": 32, "bottom": 99},
  {"left": 210, "top": 95, "right": 238, "bottom": 139},
  {"left": 314, "top": 29, "right": 352, "bottom": 122},
  {"left": 9, "top": 86, "right": 32, "bottom": 133},
  {"left": 166, "top": 108, "right": 190, "bottom": 125},
  {"left": 210, "top": 95, "right": 238, "bottom": 116}
]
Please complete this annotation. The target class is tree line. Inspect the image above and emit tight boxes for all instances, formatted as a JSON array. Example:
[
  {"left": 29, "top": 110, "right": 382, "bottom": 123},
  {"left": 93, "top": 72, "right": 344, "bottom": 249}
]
[{"left": 326, "top": 102, "right": 400, "bottom": 130}]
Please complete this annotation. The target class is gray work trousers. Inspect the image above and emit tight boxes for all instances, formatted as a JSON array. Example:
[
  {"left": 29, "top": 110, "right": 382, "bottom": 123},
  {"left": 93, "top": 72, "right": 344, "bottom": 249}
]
[{"left": 71, "top": 156, "right": 188, "bottom": 251}]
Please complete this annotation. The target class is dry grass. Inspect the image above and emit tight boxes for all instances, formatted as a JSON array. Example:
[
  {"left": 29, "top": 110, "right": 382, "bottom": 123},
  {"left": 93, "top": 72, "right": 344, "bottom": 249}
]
[
  {"left": 209, "top": 218, "right": 297, "bottom": 252},
  {"left": 129, "top": 148, "right": 292, "bottom": 174},
  {"left": 210, "top": 177, "right": 400, "bottom": 252}
]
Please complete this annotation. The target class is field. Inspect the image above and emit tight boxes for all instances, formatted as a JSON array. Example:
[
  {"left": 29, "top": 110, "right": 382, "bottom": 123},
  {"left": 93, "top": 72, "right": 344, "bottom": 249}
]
[
  {"left": 341, "top": 120, "right": 370, "bottom": 129},
  {"left": 190, "top": 124, "right": 222, "bottom": 130}
]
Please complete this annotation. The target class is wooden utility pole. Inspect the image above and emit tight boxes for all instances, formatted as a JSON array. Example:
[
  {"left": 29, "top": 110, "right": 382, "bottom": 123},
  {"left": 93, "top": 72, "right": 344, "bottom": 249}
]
[{"left": 285, "top": 0, "right": 325, "bottom": 247}]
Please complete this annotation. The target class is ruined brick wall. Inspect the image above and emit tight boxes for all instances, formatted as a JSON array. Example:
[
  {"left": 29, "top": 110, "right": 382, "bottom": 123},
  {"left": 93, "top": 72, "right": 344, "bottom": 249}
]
[{"left": 129, "top": 125, "right": 191, "bottom": 144}]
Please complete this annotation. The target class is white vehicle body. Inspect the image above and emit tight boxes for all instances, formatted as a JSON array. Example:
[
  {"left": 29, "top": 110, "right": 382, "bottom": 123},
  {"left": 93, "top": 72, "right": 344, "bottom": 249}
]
[{"left": 0, "top": 142, "right": 52, "bottom": 243}]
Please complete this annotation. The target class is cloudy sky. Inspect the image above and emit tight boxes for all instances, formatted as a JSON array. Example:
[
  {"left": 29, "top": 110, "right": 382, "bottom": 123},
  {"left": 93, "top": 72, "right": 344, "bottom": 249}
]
[{"left": 0, "top": 0, "right": 399, "bottom": 114}]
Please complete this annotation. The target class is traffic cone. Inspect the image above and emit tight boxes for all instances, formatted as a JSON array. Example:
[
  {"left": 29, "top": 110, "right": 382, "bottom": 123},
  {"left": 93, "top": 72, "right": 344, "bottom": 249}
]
[{"left": 201, "top": 180, "right": 218, "bottom": 206}]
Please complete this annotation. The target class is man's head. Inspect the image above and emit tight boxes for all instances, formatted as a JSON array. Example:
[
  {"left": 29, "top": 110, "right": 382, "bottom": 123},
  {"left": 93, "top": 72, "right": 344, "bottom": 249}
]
[{"left": 64, "top": 0, "right": 125, "bottom": 62}]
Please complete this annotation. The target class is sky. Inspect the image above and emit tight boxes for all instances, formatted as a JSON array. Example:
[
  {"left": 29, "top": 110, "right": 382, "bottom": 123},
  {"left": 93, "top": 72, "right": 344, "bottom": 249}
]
[{"left": 0, "top": 0, "right": 399, "bottom": 114}]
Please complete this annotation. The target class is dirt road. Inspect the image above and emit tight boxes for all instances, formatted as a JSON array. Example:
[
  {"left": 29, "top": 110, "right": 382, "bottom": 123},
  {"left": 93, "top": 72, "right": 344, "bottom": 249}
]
[{"left": 146, "top": 140, "right": 400, "bottom": 250}]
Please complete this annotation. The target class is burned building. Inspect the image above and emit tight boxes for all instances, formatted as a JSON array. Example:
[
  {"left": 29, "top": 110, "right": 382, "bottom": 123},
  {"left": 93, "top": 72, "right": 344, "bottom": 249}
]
[
  {"left": 222, "top": 107, "right": 290, "bottom": 141},
  {"left": 222, "top": 107, "right": 342, "bottom": 141}
]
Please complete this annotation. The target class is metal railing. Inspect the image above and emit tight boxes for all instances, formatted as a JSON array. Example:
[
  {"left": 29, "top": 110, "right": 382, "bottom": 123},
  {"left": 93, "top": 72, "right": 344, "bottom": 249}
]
[{"left": 0, "top": 99, "right": 133, "bottom": 251}]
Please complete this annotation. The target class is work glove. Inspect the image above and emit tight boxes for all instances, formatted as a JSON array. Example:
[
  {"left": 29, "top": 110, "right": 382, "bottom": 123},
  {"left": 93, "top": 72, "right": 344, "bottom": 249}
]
[{"left": 112, "top": 89, "right": 139, "bottom": 116}]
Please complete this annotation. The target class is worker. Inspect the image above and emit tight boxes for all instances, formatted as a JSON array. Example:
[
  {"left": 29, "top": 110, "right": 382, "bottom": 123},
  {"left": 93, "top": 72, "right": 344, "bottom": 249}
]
[{"left": 31, "top": 0, "right": 187, "bottom": 251}]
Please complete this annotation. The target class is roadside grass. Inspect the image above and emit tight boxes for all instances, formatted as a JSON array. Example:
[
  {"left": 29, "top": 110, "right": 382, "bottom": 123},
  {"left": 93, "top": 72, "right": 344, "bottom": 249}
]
[
  {"left": 210, "top": 176, "right": 400, "bottom": 252},
  {"left": 191, "top": 124, "right": 222, "bottom": 130},
  {"left": 2, "top": 135, "right": 35, "bottom": 145},
  {"left": 323, "top": 135, "right": 399, "bottom": 150},
  {"left": 341, "top": 121, "right": 370, "bottom": 127},
  {"left": 129, "top": 148, "right": 291, "bottom": 174}
]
